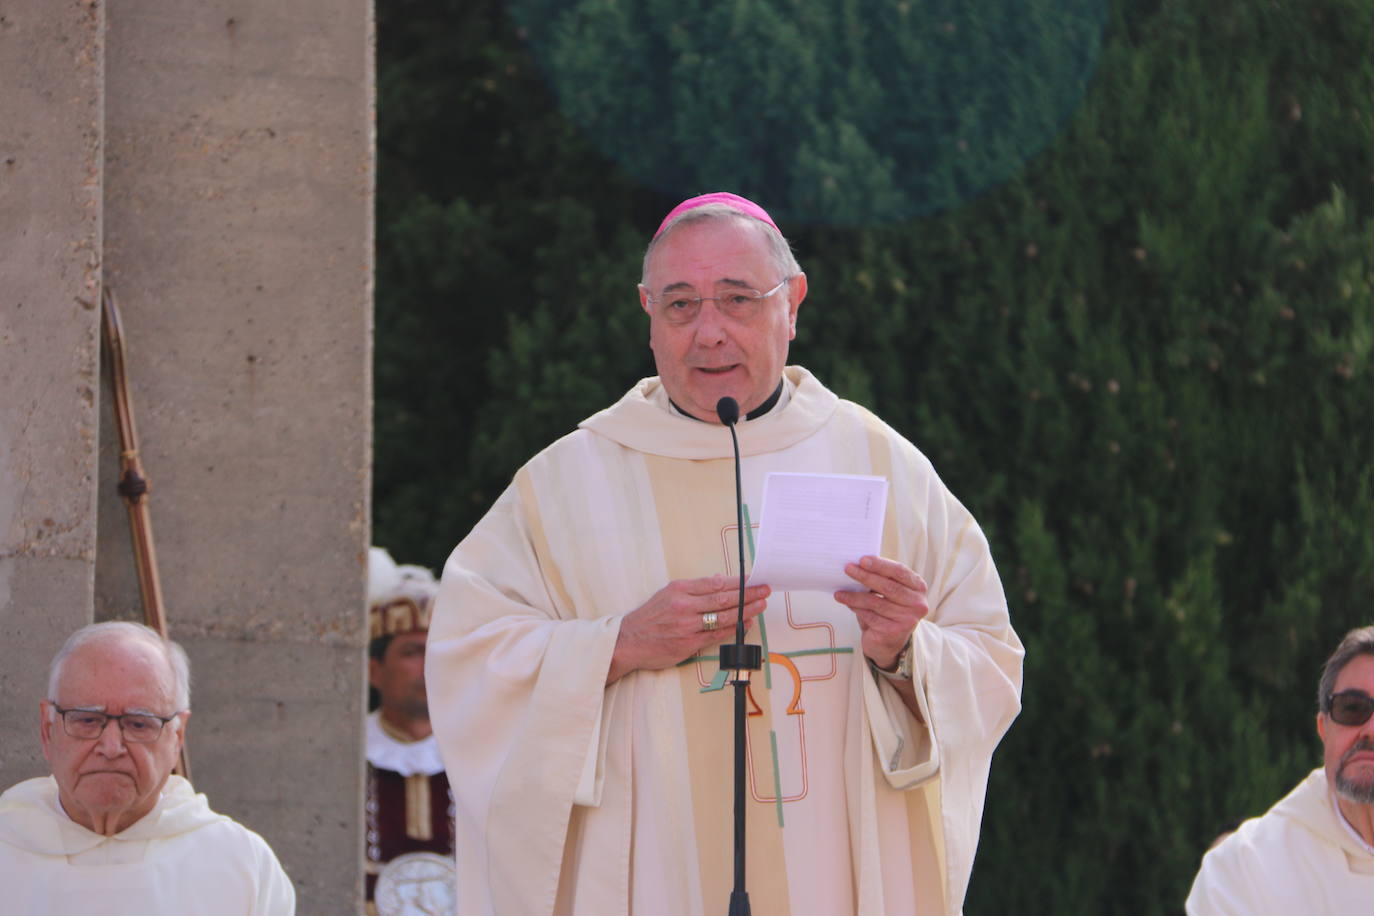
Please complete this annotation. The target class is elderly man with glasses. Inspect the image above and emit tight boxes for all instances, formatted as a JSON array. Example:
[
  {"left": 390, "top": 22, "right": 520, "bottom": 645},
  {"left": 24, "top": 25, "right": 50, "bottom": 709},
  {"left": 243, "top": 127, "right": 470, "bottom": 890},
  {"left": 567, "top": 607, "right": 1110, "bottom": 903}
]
[
  {"left": 1187, "top": 624, "right": 1374, "bottom": 913},
  {"left": 426, "top": 192, "right": 1023, "bottom": 915},
  {"left": 0, "top": 621, "right": 295, "bottom": 914}
]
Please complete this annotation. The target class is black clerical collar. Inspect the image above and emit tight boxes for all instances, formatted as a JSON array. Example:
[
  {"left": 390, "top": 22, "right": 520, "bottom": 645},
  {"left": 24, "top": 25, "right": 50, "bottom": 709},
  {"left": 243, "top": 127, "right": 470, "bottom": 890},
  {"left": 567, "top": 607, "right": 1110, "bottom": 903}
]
[{"left": 670, "top": 380, "right": 785, "bottom": 423}]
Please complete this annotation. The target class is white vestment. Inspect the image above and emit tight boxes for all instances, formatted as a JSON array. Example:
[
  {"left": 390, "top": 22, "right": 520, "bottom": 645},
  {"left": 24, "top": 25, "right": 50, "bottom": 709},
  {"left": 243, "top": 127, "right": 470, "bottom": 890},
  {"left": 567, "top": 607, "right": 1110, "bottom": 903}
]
[
  {"left": 0, "top": 774, "right": 295, "bottom": 915},
  {"left": 427, "top": 366, "right": 1024, "bottom": 915},
  {"left": 1186, "top": 767, "right": 1374, "bottom": 914}
]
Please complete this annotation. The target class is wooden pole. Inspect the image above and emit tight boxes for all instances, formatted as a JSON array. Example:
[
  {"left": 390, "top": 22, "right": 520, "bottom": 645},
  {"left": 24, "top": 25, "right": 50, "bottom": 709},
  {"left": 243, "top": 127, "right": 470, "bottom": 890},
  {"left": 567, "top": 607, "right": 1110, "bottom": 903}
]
[{"left": 101, "top": 287, "right": 190, "bottom": 780}]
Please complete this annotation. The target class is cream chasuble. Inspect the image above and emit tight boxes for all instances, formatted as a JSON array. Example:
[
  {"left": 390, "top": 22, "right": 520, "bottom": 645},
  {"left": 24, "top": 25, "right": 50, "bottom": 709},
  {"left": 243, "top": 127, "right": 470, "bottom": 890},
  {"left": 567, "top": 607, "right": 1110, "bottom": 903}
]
[
  {"left": 1186, "top": 768, "right": 1374, "bottom": 915},
  {"left": 427, "top": 366, "right": 1023, "bottom": 916}
]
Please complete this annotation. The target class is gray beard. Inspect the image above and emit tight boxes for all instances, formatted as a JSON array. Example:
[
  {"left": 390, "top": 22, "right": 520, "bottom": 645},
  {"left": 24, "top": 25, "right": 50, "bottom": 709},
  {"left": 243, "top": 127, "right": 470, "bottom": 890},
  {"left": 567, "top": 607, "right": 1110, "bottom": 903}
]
[
  {"left": 1335, "top": 768, "right": 1374, "bottom": 805},
  {"left": 1335, "top": 739, "right": 1374, "bottom": 804}
]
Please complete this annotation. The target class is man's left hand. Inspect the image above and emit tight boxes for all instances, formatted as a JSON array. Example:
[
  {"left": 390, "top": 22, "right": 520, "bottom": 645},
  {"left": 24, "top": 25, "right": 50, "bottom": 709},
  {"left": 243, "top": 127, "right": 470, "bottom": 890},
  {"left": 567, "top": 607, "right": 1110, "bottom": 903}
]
[{"left": 834, "top": 556, "right": 929, "bottom": 671}]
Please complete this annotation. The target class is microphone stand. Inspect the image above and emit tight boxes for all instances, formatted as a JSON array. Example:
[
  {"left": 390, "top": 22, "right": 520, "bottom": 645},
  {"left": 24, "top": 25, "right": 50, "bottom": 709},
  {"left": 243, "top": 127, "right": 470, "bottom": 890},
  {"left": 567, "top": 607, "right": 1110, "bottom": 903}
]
[{"left": 716, "top": 398, "right": 762, "bottom": 916}]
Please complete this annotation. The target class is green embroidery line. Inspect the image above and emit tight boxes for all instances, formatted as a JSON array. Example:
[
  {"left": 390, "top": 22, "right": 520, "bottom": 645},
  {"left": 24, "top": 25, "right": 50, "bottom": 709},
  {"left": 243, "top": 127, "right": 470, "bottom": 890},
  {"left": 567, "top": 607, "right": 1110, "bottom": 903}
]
[
  {"left": 742, "top": 503, "right": 773, "bottom": 692},
  {"left": 781, "top": 646, "right": 855, "bottom": 658},
  {"left": 744, "top": 501, "right": 757, "bottom": 564},
  {"left": 749, "top": 499, "right": 784, "bottom": 828},
  {"left": 701, "top": 667, "right": 729, "bottom": 692},
  {"left": 744, "top": 503, "right": 757, "bottom": 562},
  {"left": 769, "top": 729, "right": 785, "bottom": 828}
]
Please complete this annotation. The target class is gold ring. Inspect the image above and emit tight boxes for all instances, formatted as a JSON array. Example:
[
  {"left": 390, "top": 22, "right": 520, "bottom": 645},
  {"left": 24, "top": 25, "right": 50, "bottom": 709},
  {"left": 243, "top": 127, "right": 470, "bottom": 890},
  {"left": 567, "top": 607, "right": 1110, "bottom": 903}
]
[{"left": 701, "top": 611, "right": 719, "bottom": 631}]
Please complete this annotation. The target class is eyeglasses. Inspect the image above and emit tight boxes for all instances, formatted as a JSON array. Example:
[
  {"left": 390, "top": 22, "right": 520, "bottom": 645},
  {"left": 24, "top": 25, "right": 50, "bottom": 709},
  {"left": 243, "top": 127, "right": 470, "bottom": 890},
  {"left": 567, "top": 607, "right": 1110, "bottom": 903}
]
[
  {"left": 50, "top": 704, "right": 180, "bottom": 743},
  {"left": 645, "top": 278, "right": 789, "bottom": 326},
  {"left": 1325, "top": 690, "right": 1374, "bottom": 727}
]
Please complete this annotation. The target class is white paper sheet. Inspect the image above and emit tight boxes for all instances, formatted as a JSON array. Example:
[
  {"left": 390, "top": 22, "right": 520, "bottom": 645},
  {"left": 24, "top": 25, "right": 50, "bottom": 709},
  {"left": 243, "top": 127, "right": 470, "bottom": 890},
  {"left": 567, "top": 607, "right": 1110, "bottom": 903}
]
[{"left": 745, "top": 472, "right": 888, "bottom": 593}]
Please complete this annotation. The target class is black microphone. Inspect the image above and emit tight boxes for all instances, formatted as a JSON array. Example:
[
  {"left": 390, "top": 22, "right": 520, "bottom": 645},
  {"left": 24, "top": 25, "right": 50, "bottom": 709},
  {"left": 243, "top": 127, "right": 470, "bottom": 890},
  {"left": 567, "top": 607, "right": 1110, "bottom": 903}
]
[
  {"left": 716, "top": 396, "right": 739, "bottom": 426},
  {"left": 715, "top": 393, "right": 760, "bottom": 916}
]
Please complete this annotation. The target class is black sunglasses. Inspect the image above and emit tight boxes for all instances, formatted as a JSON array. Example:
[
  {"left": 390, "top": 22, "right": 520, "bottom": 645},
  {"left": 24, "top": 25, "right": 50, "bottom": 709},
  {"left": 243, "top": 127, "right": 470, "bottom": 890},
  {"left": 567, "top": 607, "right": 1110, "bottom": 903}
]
[{"left": 1326, "top": 690, "right": 1374, "bottom": 727}]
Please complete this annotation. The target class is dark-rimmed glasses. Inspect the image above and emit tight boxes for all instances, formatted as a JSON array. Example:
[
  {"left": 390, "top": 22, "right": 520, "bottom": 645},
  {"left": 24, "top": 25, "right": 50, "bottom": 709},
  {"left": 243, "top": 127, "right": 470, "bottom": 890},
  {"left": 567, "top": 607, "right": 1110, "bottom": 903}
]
[
  {"left": 1325, "top": 690, "right": 1374, "bottom": 727},
  {"left": 645, "top": 277, "right": 789, "bottom": 326},
  {"left": 50, "top": 703, "right": 180, "bottom": 743}
]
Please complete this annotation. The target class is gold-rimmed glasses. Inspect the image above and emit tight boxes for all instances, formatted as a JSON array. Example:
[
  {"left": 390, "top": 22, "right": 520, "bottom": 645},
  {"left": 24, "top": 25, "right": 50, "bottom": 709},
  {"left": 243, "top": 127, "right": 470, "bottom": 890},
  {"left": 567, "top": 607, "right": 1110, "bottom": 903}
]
[{"left": 645, "top": 277, "right": 789, "bottom": 326}]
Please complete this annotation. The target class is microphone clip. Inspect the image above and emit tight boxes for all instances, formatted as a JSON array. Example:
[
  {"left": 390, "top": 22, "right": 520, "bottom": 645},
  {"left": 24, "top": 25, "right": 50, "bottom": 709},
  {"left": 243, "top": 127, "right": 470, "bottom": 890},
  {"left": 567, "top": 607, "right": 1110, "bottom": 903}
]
[{"left": 718, "top": 642, "right": 762, "bottom": 673}]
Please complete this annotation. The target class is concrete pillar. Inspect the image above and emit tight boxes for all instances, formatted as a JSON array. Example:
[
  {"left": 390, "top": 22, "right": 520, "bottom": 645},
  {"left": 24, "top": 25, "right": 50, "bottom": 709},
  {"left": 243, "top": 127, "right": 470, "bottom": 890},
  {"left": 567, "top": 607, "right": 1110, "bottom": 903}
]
[
  {"left": 0, "top": 0, "right": 105, "bottom": 780},
  {"left": 96, "top": 3, "right": 374, "bottom": 912}
]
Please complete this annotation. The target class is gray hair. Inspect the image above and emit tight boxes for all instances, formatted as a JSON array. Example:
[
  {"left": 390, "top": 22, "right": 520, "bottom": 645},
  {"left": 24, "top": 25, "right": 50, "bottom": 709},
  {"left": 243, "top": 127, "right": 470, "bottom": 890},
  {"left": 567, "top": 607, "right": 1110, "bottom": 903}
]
[
  {"left": 640, "top": 203, "right": 802, "bottom": 286},
  {"left": 47, "top": 621, "right": 191, "bottom": 711},
  {"left": 1317, "top": 625, "right": 1374, "bottom": 713}
]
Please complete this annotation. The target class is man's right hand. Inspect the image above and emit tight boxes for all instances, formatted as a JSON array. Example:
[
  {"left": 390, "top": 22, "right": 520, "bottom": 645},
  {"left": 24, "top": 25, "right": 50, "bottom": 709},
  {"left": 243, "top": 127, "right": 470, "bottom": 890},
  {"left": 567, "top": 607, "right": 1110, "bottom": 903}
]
[{"left": 606, "top": 574, "right": 771, "bottom": 684}]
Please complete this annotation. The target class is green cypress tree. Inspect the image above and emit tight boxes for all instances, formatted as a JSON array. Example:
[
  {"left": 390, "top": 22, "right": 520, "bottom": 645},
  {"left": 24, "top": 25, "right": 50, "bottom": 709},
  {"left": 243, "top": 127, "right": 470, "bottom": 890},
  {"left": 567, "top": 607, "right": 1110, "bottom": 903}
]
[
  {"left": 374, "top": 0, "right": 659, "bottom": 567},
  {"left": 507, "top": 0, "right": 1105, "bottom": 224}
]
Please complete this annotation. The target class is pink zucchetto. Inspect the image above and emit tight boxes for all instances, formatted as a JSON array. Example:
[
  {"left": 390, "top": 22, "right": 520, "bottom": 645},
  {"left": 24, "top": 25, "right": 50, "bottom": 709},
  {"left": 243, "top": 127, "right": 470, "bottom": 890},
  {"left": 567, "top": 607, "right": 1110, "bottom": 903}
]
[{"left": 653, "top": 191, "right": 781, "bottom": 239}]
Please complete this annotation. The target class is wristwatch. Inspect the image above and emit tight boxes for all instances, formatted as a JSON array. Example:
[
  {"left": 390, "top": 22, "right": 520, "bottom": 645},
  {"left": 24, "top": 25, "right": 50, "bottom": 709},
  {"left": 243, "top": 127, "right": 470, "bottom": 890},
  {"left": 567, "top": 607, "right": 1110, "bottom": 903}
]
[{"left": 871, "top": 639, "right": 913, "bottom": 682}]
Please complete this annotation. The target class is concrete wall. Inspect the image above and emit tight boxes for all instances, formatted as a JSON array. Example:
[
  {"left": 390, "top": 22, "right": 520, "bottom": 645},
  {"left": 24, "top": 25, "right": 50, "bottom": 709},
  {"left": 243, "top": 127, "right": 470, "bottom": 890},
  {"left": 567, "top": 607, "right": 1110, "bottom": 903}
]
[{"left": 2, "top": 2, "right": 373, "bottom": 913}]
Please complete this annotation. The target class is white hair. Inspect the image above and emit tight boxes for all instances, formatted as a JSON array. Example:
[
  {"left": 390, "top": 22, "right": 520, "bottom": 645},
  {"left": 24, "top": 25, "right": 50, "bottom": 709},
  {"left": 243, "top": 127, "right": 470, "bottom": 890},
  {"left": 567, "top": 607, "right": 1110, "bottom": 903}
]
[
  {"left": 641, "top": 202, "right": 802, "bottom": 285},
  {"left": 47, "top": 621, "right": 191, "bottom": 711}
]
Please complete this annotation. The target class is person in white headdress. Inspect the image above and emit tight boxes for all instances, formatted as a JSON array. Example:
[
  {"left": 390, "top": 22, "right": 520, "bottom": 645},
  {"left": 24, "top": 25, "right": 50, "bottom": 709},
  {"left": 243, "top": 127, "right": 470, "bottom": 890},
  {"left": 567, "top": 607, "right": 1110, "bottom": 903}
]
[{"left": 365, "top": 547, "right": 456, "bottom": 915}]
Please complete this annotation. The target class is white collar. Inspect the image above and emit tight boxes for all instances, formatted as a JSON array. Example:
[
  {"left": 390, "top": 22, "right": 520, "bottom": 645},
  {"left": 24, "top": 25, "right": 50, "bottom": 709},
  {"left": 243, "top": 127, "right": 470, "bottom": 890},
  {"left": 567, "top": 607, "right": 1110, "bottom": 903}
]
[
  {"left": 365, "top": 711, "right": 446, "bottom": 777},
  {"left": 666, "top": 377, "right": 793, "bottom": 424},
  {"left": 1330, "top": 790, "right": 1374, "bottom": 856},
  {"left": 579, "top": 365, "right": 838, "bottom": 460}
]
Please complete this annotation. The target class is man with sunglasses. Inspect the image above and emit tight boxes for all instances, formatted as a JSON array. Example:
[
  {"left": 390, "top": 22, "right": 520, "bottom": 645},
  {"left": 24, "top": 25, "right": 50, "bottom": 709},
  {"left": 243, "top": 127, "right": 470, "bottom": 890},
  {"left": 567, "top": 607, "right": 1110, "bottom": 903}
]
[
  {"left": 1187, "top": 625, "right": 1374, "bottom": 913},
  {"left": 0, "top": 621, "right": 295, "bottom": 914},
  {"left": 426, "top": 192, "right": 1023, "bottom": 914}
]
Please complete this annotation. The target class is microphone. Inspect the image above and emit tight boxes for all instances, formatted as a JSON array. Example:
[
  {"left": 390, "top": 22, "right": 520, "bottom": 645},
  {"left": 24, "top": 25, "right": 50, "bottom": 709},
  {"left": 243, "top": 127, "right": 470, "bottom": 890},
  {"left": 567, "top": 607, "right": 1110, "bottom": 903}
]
[
  {"left": 716, "top": 397, "right": 747, "bottom": 653},
  {"left": 716, "top": 396, "right": 739, "bottom": 427},
  {"left": 715, "top": 393, "right": 760, "bottom": 916}
]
